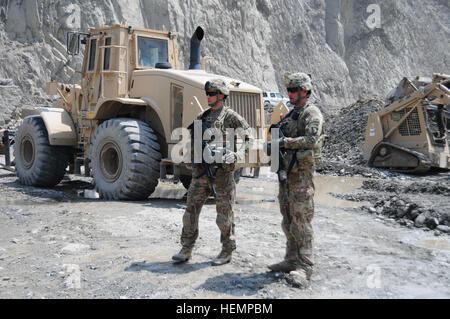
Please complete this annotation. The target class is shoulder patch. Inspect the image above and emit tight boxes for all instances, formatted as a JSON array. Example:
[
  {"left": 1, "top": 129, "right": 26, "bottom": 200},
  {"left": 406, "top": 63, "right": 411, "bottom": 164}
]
[
  {"left": 224, "top": 107, "right": 249, "bottom": 129},
  {"left": 304, "top": 104, "right": 323, "bottom": 118}
]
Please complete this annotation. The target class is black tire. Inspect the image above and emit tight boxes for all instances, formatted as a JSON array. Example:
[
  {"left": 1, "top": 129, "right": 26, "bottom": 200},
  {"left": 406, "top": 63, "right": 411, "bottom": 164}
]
[
  {"left": 179, "top": 167, "right": 243, "bottom": 190},
  {"left": 252, "top": 167, "right": 260, "bottom": 178},
  {"left": 90, "top": 118, "right": 161, "bottom": 200},
  {"left": 14, "top": 116, "right": 70, "bottom": 187}
]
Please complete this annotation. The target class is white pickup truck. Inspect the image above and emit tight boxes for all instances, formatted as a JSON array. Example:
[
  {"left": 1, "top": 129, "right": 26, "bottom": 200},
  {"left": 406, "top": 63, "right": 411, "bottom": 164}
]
[{"left": 263, "top": 91, "right": 289, "bottom": 107}]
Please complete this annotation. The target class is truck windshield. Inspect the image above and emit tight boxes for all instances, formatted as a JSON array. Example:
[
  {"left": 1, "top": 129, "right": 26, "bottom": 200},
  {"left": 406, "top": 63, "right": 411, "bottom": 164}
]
[{"left": 137, "top": 36, "right": 168, "bottom": 67}]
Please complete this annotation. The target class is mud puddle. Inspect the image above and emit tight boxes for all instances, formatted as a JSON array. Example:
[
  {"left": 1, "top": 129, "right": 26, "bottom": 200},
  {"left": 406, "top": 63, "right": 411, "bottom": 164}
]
[
  {"left": 416, "top": 239, "right": 450, "bottom": 251},
  {"left": 66, "top": 179, "right": 187, "bottom": 200},
  {"left": 236, "top": 175, "right": 369, "bottom": 209},
  {"left": 4, "top": 172, "right": 368, "bottom": 209},
  {"left": 314, "top": 175, "right": 369, "bottom": 207},
  {"left": 399, "top": 232, "right": 450, "bottom": 252}
]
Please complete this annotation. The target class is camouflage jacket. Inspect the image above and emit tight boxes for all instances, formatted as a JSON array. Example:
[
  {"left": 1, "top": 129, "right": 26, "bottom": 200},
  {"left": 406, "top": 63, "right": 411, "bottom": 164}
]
[
  {"left": 193, "top": 105, "right": 250, "bottom": 165},
  {"left": 279, "top": 101, "right": 324, "bottom": 170}
]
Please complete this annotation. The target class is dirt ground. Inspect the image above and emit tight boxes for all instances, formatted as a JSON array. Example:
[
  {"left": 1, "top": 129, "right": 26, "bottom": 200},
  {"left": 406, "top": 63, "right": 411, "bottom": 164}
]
[{"left": 0, "top": 164, "right": 449, "bottom": 299}]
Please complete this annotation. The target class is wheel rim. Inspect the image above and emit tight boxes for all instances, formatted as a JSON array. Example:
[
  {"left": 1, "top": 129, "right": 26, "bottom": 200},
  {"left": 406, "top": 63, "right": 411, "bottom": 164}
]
[
  {"left": 99, "top": 141, "right": 123, "bottom": 182},
  {"left": 21, "top": 135, "right": 35, "bottom": 169}
]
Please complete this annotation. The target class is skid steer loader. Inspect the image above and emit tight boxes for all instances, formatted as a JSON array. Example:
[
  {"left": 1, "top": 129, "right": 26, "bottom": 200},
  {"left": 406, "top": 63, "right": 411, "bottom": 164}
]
[
  {"left": 13, "top": 23, "right": 267, "bottom": 199},
  {"left": 363, "top": 73, "right": 450, "bottom": 173}
]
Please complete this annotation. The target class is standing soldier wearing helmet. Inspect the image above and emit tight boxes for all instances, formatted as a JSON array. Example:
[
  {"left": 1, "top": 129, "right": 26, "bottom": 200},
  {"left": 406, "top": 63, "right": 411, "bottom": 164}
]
[
  {"left": 172, "top": 78, "right": 250, "bottom": 266},
  {"left": 268, "top": 72, "right": 324, "bottom": 284}
]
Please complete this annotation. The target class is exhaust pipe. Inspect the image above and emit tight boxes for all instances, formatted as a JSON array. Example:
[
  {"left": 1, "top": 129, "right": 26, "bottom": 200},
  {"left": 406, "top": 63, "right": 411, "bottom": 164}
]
[{"left": 189, "top": 26, "right": 204, "bottom": 70}]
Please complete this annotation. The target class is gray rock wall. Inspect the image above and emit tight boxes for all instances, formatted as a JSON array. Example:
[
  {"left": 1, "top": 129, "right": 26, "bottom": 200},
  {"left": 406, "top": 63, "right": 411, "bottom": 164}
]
[{"left": 0, "top": 0, "right": 449, "bottom": 125}]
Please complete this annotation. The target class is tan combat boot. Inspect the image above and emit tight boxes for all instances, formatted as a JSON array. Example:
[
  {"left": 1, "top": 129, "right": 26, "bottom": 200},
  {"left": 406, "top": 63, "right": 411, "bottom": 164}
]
[
  {"left": 268, "top": 260, "right": 299, "bottom": 273},
  {"left": 287, "top": 268, "right": 310, "bottom": 288},
  {"left": 211, "top": 250, "right": 232, "bottom": 266},
  {"left": 172, "top": 247, "right": 192, "bottom": 263}
]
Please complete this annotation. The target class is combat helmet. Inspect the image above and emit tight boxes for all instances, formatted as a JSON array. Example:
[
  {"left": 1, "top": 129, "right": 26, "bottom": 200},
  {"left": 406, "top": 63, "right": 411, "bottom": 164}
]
[
  {"left": 205, "top": 78, "right": 230, "bottom": 96},
  {"left": 285, "top": 72, "right": 313, "bottom": 91}
]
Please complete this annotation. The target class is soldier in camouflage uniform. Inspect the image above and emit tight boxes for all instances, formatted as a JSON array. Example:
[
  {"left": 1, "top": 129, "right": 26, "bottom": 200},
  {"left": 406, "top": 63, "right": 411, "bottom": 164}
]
[
  {"left": 268, "top": 73, "right": 324, "bottom": 283},
  {"left": 172, "top": 78, "right": 250, "bottom": 266}
]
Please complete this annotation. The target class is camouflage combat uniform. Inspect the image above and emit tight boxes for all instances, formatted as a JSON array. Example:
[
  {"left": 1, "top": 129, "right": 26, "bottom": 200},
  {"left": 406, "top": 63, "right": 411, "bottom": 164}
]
[
  {"left": 180, "top": 104, "right": 250, "bottom": 260},
  {"left": 278, "top": 102, "right": 324, "bottom": 272},
  {"left": 270, "top": 72, "right": 324, "bottom": 277}
]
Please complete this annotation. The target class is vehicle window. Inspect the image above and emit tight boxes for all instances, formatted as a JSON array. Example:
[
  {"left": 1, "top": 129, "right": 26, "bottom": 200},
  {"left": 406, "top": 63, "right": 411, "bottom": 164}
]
[
  {"left": 270, "top": 93, "right": 276, "bottom": 97},
  {"left": 171, "top": 84, "right": 183, "bottom": 130},
  {"left": 263, "top": 93, "right": 267, "bottom": 97},
  {"left": 88, "top": 39, "right": 97, "bottom": 71},
  {"left": 276, "top": 93, "right": 282, "bottom": 98},
  {"left": 138, "top": 36, "right": 168, "bottom": 67},
  {"left": 103, "top": 37, "right": 111, "bottom": 70}
]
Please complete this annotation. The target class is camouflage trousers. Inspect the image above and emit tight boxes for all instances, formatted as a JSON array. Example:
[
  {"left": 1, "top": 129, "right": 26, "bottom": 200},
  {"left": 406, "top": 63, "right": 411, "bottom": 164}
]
[
  {"left": 180, "top": 167, "right": 236, "bottom": 253},
  {"left": 277, "top": 164, "right": 315, "bottom": 271}
]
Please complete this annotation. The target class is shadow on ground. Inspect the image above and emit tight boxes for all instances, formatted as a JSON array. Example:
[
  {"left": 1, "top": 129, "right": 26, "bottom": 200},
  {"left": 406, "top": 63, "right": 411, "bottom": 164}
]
[
  {"left": 125, "top": 260, "right": 211, "bottom": 274},
  {"left": 197, "top": 272, "right": 280, "bottom": 296}
]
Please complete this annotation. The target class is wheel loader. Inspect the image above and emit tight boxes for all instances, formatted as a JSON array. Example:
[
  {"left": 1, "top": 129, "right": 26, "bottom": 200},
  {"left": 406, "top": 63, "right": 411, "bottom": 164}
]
[
  {"left": 13, "top": 23, "right": 267, "bottom": 200},
  {"left": 363, "top": 73, "right": 450, "bottom": 173}
]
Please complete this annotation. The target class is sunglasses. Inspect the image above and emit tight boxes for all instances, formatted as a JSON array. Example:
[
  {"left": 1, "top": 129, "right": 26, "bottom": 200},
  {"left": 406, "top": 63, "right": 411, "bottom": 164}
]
[
  {"left": 287, "top": 87, "right": 300, "bottom": 93},
  {"left": 205, "top": 91, "right": 219, "bottom": 96}
]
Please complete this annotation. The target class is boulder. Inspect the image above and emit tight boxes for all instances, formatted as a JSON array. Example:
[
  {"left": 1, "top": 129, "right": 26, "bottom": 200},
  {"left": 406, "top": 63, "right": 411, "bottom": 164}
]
[
  {"left": 436, "top": 225, "right": 450, "bottom": 234},
  {"left": 425, "top": 217, "right": 439, "bottom": 230},
  {"left": 414, "top": 214, "right": 427, "bottom": 228},
  {"left": 409, "top": 209, "right": 421, "bottom": 221},
  {"left": 396, "top": 208, "right": 407, "bottom": 218}
]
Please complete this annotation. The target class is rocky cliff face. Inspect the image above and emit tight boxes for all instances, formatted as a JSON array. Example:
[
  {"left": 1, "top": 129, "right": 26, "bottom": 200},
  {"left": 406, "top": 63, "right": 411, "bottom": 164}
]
[{"left": 0, "top": 0, "right": 449, "bottom": 125}]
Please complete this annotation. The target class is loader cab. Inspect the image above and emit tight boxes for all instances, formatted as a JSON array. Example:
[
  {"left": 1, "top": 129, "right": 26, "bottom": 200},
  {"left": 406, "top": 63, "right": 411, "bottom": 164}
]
[
  {"left": 67, "top": 24, "right": 179, "bottom": 104},
  {"left": 136, "top": 35, "right": 170, "bottom": 69}
]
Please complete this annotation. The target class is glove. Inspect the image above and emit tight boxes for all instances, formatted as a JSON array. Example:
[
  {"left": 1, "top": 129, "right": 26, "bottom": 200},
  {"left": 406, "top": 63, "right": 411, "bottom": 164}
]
[
  {"left": 222, "top": 150, "right": 237, "bottom": 164},
  {"left": 273, "top": 137, "right": 285, "bottom": 148}
]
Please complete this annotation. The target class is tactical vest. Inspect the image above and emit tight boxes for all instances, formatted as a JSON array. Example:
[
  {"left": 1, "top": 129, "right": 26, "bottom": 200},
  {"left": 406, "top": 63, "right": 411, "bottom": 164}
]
[
  {"left": 193, "top": 106, "right": 244, "bottom": 172},
  {"left": 280, "top": 103, "right": 325, "bottom": 169}
]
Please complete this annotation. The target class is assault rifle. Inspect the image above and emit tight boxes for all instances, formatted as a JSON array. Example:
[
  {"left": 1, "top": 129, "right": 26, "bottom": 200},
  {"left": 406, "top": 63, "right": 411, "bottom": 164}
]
[
  {"left": 266, "top": 110, "right": 299, "bottom": 202},
  {"left": 188, "top": 120, "right": 226, "bottom": 198}
]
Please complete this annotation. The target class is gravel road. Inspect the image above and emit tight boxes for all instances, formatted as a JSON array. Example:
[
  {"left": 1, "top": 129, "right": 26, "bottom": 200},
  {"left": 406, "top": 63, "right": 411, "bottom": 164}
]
[{"left": 0, "top": 167, "right": 449, "bottom": 299}]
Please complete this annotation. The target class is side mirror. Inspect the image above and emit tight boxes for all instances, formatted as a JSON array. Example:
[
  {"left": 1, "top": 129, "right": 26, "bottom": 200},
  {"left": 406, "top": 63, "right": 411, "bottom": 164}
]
[{"left": 67, "top": 32, "right": 80, "bottom": 56}]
